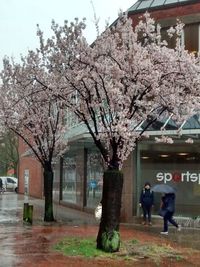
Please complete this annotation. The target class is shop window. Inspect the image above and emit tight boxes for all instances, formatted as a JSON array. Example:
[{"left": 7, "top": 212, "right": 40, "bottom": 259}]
[
  {"left": 53, "top": 161, "right": 60, "bottom": 202},
  {"left": 62, "top": 155, "right": 78, "bottom": 204},
  {"left": 86, "top": 150, "right": 104, "bottom": 208}
]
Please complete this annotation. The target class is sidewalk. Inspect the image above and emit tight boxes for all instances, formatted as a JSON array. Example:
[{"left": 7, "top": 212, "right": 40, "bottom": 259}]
[
  {"left": 38, "top": 194, "right": 200, "bottom": 250},
  {"left": 27, "top": 195, "right": 97, "bottom": 226},
  {"left": 0, "top": 193, "right": 200, "bottom": 267},
  {"left": 27, "top": 194, "right": 200, "bottom": 251},
  {"left": 9, "top": 193, "right": 200, "bottom": 250}
]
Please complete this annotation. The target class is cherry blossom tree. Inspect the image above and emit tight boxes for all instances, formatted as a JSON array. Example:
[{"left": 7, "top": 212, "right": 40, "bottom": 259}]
[
  {"left": 38, "top": 13, "right": 200, "bottom": 250},
  {"left": 1, "top": 12, "right": 199, "bottom": 250},
  {"left": 0, "top": 54, "right": 67, "bottom": 222}
]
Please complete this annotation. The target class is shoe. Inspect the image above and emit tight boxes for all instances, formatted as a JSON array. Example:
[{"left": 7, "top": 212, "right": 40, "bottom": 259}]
[
  {"left": 141, "top": 221, "right": 146, "bottom": 225},
  {"left": 160, "top": 231, "right": 168, "bottom": 235},
  {"left": 177, "top": 225, "right": 181, "bottom": 232},
  {"left": 148, "top": 222, "right": 152, "bottom": 226}
]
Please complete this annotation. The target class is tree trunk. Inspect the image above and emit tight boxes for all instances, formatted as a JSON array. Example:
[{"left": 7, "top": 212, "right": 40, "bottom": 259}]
[
  {"left": 43, "top": 166, "right": 54, "bottom": 222},
  {"left": 96, "top": 170, "right": 123, "bottom": 252}
]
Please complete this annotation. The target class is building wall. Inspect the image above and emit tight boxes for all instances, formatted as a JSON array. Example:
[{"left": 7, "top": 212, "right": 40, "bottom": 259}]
[
  {"left": 129, "top": 2, "right": 200, "bottom": 28},
  {"left": 18, "top": 138, "right": 43, "bottom": 198}
]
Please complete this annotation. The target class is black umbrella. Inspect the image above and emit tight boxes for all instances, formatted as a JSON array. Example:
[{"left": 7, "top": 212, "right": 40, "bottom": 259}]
[{"left": 151, "top": 184, "right": 177, "bottom": 194}]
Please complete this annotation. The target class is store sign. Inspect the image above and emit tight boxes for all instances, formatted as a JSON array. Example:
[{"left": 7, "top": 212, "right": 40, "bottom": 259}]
[
  {"left": 89, "top": 180, "right": 97, "bottom": 189},
  {"left": 156, "top": 171, "right": 200, "bottom": 184}
]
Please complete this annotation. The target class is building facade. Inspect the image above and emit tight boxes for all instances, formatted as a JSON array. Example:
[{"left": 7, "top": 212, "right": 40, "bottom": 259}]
[
  {"left": 18, "top": 0, "right": 200, "bottom": 222},
  {"left": 18, "top": 138, "right": 43, "bottom": 198}
]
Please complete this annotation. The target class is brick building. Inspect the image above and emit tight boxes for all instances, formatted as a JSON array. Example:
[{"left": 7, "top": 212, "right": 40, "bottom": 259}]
[
  {"left": 18, "top": 139, "right": 43, "bottom": 198},
  {"left": 18, "top": 0, "right": 200, "bottom": 222}
]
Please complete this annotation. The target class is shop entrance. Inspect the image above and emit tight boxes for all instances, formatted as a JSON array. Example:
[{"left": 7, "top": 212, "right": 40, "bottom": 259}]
[{"left": 137, "top": 137, "right": 200, "bottom": 217}]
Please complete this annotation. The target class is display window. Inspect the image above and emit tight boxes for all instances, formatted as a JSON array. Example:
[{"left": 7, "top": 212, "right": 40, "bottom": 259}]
[
  {"left": 62, "top": 154, "right": 78, "bottom": 204},
  {"left": 61, "top": 142, "right": 103, "bottom": 208},
  {"left": 86, "top": 149, "right": 104, "bottom": 208}
]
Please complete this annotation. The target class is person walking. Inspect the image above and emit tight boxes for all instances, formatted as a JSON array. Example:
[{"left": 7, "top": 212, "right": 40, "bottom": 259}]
[
  {"left": 139, "top": 182, "right": 154, "bottom": 225},
  {"left": 160, "top": 193, "right": 181, "bottom": 235}
]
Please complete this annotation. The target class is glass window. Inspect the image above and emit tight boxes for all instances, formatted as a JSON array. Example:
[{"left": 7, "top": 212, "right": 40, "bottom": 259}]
[
  {"left": 138, "top": 138, "right": 200, "bottom": 217},
  {"left": 65, "top": 108, "right": 79, "bottom": 129},
  {"left": 7, "top": 178, "right": 15, "bottom": 183},
  {"left": 62, "top": 155, "right": 78, "bottom": 204},
  {"left": 140, "top": 114, "right": 200, "bottom": 132},
  {"left": 128, "top": 2, "right": 141, "bottom": 11},
  {"left": 161, "top": 28, "right": 177, "bottom": 49},
  {"left": 165, "top": 0, "right": 178, "bottom": 4},
  {"left": 86, "top": 149, "right": 104, "bottom": 208},
  {"left": 184, "top": 24, "right": 199, "bottom": 54},
  {"left": 138, "top": 0, "right": 153, "bottom": 9},
  {"left": 53, "top": 160, "right": 60, "bottom": 202},
  {"left": 183, "top": 115, "right": 200, "bottom": 130},
  {"left": 151, "top": 0, "right": 165, "bottom": 7}
]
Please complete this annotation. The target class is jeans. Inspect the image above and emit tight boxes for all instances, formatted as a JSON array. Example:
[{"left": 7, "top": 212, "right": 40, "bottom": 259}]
[
  {"left": 163, "top": 211, "right": 178, "bottom": 232},
  {"left": 142, "top": 205, "right": 152, "bottom": 222}
]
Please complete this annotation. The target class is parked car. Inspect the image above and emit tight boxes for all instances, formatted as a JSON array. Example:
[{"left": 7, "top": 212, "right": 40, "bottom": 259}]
[{"left": 0, "top": 177, "right": 18, "bottom": 193}]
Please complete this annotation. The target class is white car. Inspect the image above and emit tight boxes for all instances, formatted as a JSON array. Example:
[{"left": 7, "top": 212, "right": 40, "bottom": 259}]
[{"left": 0, "top": 177, "right": 18, "bottom": 193}]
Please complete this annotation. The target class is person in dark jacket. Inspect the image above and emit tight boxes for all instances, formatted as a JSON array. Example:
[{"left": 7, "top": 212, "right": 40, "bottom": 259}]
[
  {"left": 160, "top": 193, "right": 181, "bottom": 235},
  {"left": 139, "top": 182, "right": 154, "bottom": 225}
]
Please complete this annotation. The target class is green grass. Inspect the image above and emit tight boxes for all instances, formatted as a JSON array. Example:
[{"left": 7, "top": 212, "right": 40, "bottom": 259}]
[
  {"left": 54, "top": 237, "right": 110, "bottom": 258},
  {"left": 54, "top": 237, "right": 184, "bottom": 263}
]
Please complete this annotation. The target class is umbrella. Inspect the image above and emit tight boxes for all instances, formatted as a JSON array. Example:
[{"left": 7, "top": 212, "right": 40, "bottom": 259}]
[{"left": 151, "top": 184, "right": 177, "bottom": 194}]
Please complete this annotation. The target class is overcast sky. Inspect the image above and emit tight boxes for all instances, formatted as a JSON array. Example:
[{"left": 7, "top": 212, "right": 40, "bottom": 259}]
[{"left": 0, "top": 0, "right": 136, "bottom": 69}]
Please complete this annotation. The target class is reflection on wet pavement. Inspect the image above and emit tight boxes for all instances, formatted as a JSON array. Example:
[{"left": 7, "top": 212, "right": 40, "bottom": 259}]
[
  {"left": 0, "top": 193, "right": 99, "bottom": 267},
  {"left": 0, "top": 193, "right": 22, "bottom": 224},
  {"left": 0, "top": 224, "right": 99, "bottom": 267}
]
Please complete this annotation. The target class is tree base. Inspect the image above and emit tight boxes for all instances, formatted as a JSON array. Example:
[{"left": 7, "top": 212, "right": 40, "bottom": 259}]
[
  {"left": 96, "top": 170, "right": 123, "bottom": 252},
  {"left": 102, "top": 230, "right": 120, "bottom": 252}
]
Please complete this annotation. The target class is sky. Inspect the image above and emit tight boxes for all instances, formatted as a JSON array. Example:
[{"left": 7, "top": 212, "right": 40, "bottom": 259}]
[{"left": 0, "top": 0, "right": 137, "bottom": 69}]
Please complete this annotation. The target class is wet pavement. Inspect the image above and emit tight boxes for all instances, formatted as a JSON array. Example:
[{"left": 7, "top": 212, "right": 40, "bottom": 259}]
[
  {"left": 133, "top": 222, "right": 200, "bottom": 251},
  {"left": 0, "top": 193, "right": 200, "bottom": 266},
  {"left": 0, "top": 193, "right": 22, "bottom": 224},
  {"left": 0, "top": 193, "right": 97, "bottom": 267}
]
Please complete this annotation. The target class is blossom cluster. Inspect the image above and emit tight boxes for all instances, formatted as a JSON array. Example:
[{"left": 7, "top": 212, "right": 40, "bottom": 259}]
[{"left": 0, "top": 13, "right": 200, "bottom": 170}]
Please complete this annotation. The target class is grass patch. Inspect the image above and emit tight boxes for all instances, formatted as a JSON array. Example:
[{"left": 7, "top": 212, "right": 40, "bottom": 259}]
[
  {"left": 54, "top": 237, "right": 110, "bottom": 258},
  {"left": 54, "top": 237, "right": 184, "bottom": 263}
]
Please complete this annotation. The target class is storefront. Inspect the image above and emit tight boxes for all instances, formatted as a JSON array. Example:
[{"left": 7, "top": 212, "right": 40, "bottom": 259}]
[
  {"left": 137, "top": 137, "right": 200, "bottom": 217},
  {"left": 57, "top": 116, "right": 200, "bottom": 221}
]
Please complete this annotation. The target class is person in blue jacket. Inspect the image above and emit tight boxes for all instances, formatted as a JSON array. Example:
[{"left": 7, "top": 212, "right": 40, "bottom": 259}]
[
  {"left": 139, "top": 182, "right": 154, "bottom": 225},
  {"left": 160, "top": 193, "right": 181, "bottom": 235}
]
